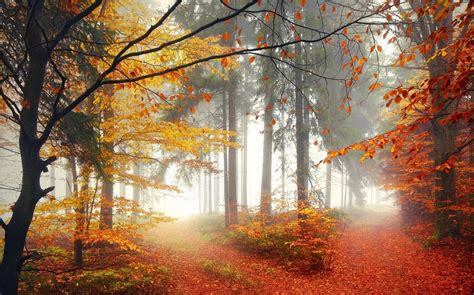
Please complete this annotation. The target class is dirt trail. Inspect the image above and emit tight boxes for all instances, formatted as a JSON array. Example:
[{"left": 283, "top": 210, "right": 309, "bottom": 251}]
[{"left": 146, "top": 208, "right": 473, "bottom": 294}]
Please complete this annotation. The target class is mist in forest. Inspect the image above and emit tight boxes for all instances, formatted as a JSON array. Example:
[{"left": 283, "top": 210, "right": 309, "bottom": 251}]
[{"left": 0, "top": 0, "right": 471, "bottom": 293}]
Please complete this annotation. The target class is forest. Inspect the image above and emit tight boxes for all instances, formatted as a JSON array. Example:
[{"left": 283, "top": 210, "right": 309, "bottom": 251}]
[{"left": 0, "top": 0, "right": 472, "bottom": 294}]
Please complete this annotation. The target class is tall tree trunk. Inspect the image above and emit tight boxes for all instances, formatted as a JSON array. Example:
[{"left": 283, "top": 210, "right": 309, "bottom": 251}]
[
  {"left": 198, "top": 171, "right": 202, "bottom": 214},
  {"left": 325, "top": 162, "right": 332, "bottom": 208},
  {"left": 74, "top": 160, "right": 90, "bottom": 267},
  {"left": 241, "top": 101, "right": 248, "bottom": 208},
  {"left": 280, "top": 111, "right": 286, "bottom": 205},
  {"left": 227, "top": 76, "right": 239, "bottom": 225},
  {"left": 214, "top": 152, "right": 220, "bottom": 213},
  {"left": 204, "top": 167, "right": 208, "bottom": 214},
  {"left": 340, "top": 166, "right": 344, "bottom": 209},
  {"left": 0, "top": 3, "right": 51, "bottom": 292},
  {"left": 133, "top": 162, "right": 140, "bottom": 210},
  {"left": 260, "top": 84, "right": 273, "bottom": 216},
  {"left": 429, "top": 60, "right": 459, "bottom": 238},
  {"left": 100, "top": 107, "right": 114, "bottom": 230},
  {"left": 295, "top": 41, "right": 308, "bottom": 216},
  {"left": 223, "top": 90, "right": 230, "bottom": 226},
  {"left": 208, "top": 162, "right": 212, "bottom": 214}
]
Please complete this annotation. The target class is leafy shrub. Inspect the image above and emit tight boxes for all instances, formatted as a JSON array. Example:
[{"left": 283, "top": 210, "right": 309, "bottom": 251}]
[
  {"left": 19, "top": 262, "right": 169, "bottom": 294},
  {"left": 229, "top": 208, "right": 343, "bottom": 271}
]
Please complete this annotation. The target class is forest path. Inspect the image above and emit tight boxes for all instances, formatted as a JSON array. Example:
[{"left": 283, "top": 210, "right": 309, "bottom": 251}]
[{"left": 146, "top": 207, "right": 472, "bottom": 294}]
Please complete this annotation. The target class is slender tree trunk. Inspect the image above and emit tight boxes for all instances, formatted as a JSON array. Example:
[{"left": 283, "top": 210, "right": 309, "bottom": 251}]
[
  {"left": 325, "top": 162, "right": 332, "bottom": 208},
  {"left": 241, "top": 101, "right": 248, "bottom": 208},
  {"left": 223, "top": 90, "right": 230, "bottom": 226},
  {"left": 100, "top": 107, "right": 114, "bottom": 230},
  {"left": 74, "top": 160, "right": 91, "bottom": 267},
  {"left": 295, "top": 41, "right": 308, "bottom": 216},
  {"left": 133, "top": 162, "right": 140, "bottom": 210},
  {"left": 204, "top": 167, "right": 208, "bottom": 214},
  {"left": 227, "top": 76, "right": 239, "bottom": 225},
  {"left": 281, "top": 111, "right": 286, "bottom": 205},
  {"left": 208, "top": 156, "right": 212, "bottom": 214},
  {"left": 340, "top": 166, "right": 344, "bottom": 209},
  {"left": 198, "top": 171, "right": 202, "bottom": 214},
  {"left": 260, "top": 84, "right": 273, "bottom": 216},
  {"left": 214, "top": 152, "right": 220, "bottom": 213}
]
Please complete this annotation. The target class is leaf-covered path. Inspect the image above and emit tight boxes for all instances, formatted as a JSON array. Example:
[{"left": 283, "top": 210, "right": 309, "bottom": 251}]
[{"left": 147, "top": 208, "right": 473, "bottom": 294}]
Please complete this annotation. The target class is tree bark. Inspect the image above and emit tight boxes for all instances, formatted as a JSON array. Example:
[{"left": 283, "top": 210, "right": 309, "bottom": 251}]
[
  {"left": 295, "top": 41, "right": 308, "bottom": 216},
  {"left": 99, "top": 107, "right": 114, "bottom": 229},
  {"left": 227, "top": 75, "right": 239, "bottom": 226},
  {"left": 223, "top": 90, "right": 230, "bottom": 226},
  {"left": 0, "top": 2, "right": 51, "bottom": 292},
  {"left": 260, "top": 84, "right": 273, "bottom": 216},
  {"left": 325, "top": 162, "right": 332, "bottom": 208},
  {"left": 133, "top": 161, "right": 140, "bottom": 209},
  {"left": 241, "top": 101, "right": 248, "bottom": 208}
]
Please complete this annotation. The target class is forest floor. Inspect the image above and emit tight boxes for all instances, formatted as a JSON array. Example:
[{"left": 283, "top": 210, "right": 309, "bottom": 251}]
[{"left": 146, "top": 206, "right": 473, "bottom": 294}]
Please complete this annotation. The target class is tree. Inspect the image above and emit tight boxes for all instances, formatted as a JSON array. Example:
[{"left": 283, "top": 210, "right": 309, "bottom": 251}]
[{"left": 0, "top": 1, "right": 384, "bottom": 292}]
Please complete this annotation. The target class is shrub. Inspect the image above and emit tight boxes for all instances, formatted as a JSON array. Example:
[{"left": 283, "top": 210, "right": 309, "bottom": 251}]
[{"left": 229, "top": 208, "right": 343, "bottom": 271}]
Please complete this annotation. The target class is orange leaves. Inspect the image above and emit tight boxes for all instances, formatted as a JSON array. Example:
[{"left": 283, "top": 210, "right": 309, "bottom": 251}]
[
  {"left": 300, "top": 0, "right": 307, "bottom": 7},
  {"left": 202, "top": 93, "right": 212, "bottom": 103},
  {"left": 222, "top": 32, "right": 231, "bottom": 41},
  {"left": 189, "top": 106, "right": 196, "bottom": 113},
  {"left": 249, "top": 56, "right": 255, "bottom": 64},
  {"left": 377, "top": 45, "right": 382, "bottom": 52},
  {"left": 385, "top": 14, "right": 393, "bottom": 22},
  {"left": 295, "top": 11, "right": 302, "bottom": 21},
  {"left": 368, "top": 82, "right": 382, "bottom": 92},
  {"left": 320, "top": 3, "right": 326, "bottom": 12},
  {"left": 220, "top": 58, "right": 229, "bottom": 68}
]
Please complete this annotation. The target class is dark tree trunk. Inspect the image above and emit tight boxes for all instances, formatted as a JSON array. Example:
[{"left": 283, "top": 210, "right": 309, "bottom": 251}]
[
  {"left": 227, "top": 76, "right": 239, "bottom": 225},
  {"left": 0, "top": 2, "right": 51, "bottom": 292},
  {"left": 260, "top": 84, "right": 273, "bottom": 216},
  {"left": 429, "top": 60, "right": 459, "bottom": 238},
  {"left": 295, "top": 41, "right": 308, "bottom": 216}
]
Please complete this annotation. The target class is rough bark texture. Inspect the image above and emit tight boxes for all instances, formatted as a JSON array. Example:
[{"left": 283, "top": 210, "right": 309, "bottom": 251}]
[
  {"left": 0, "top": 2, "right": 50, "bottom": 291},
  {"left": 430, "top": 60, "right": 458, "bottom": 238}
]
